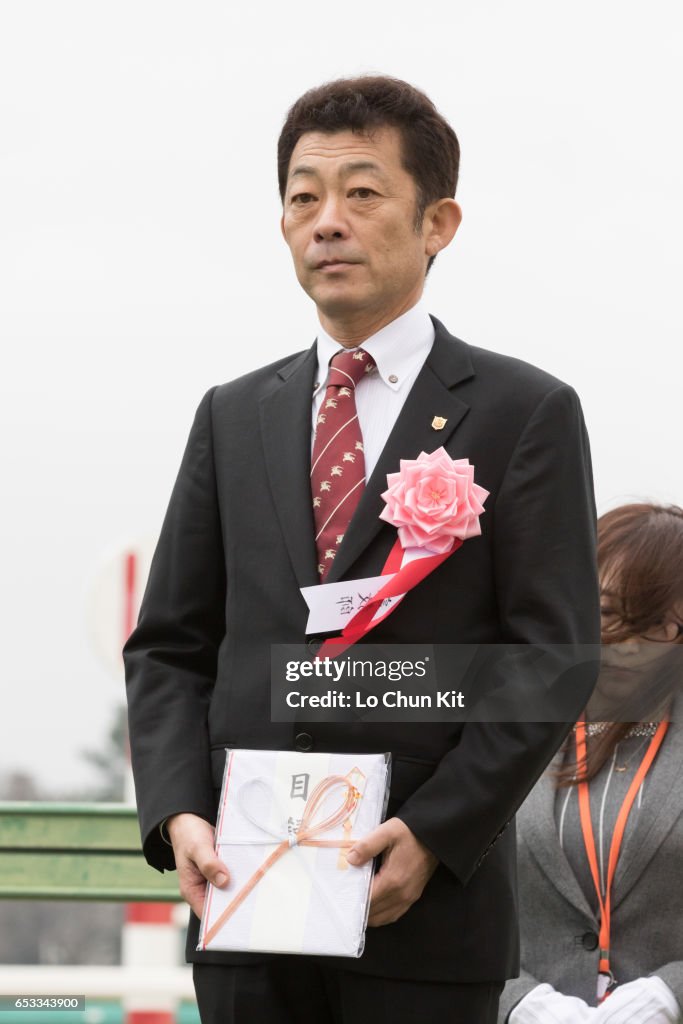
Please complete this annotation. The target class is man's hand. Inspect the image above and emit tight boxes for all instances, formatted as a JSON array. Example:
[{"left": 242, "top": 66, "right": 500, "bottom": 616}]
[
  {"left": 346, "top": 816, "right": 438, "bottom": 927},
  {"left": 166, "top": 812, "right": 230, "bottom": 919}
]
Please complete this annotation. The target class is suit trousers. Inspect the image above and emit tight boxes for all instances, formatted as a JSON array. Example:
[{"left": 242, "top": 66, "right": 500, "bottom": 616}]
[{"left": 192, "top": 960, "right": 503, "bottom": 1024}]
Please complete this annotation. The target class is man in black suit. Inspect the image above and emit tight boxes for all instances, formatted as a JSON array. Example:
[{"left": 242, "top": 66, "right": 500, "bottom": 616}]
[{"left": 124, "top": 76, "right": 600, "bottom": 1023}]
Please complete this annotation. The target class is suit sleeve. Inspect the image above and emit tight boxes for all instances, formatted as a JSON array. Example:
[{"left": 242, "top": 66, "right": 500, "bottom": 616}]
[
  {"left": 396, "top": 383, "right": 601, "bottom": 884},
  {"left": 652, "top": 964, "right": 683, "bottom": 1014},
  {"left": 497, "top": 971, "right": 544, "bottom": 1023},
  {"left": 123, "top": 388, "right": 226, "bottom": 871}
]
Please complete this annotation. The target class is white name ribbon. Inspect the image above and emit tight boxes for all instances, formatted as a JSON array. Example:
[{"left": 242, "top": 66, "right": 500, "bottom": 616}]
[
  {"left": 300, "top": 548, "right": 427, "bottom": 635},
  {"left": 301, "top": 574, "right": 398, "bottom": 634}
]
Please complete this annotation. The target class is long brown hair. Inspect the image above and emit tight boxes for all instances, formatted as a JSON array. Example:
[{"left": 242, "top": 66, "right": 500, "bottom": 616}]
[{"left": 556, "top": 502, "right": 683, "bottom": 787}]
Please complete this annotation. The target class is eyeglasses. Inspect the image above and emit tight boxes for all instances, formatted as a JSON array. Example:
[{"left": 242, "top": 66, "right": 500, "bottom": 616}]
[{"left": 600, "top": 608, "right": 683, "bottom": 644}]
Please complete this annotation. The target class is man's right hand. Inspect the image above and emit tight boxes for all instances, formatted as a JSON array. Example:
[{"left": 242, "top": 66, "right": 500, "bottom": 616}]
[{"left": 166, "top": 813, "right": 230, "bottom": 919}]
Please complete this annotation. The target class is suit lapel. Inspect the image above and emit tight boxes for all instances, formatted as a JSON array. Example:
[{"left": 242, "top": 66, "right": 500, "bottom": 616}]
[
  {"left": 521, "top": 758, "right": 598, "bottom": 923},
  {"left": 523, "top": 710, "right": 683, "bottom": 921},
  {"left": 612, "top": 707, "right": 683, "bottom": 909},
  {"left": 259, "top": 319, "right": 475, "bottom": 590},
  {"left": 259, "top": 345, "right": 320, "bottom": 589},
  {"left": 325, "top": 319, "right": 474, "bottom": 584}
]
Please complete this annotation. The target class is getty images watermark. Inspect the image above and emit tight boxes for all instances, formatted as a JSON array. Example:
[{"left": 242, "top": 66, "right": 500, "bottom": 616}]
[
  {"left": 270, "top": 644, "right": 683, "bottom": 723},
  {"left": 282, "top": 651, "right": 464, "bottom": 711}
]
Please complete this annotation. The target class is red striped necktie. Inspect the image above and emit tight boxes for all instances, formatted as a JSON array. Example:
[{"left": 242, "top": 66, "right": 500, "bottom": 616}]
[{"left": 311, "top": 348, "right": 376, "bottom": 581}]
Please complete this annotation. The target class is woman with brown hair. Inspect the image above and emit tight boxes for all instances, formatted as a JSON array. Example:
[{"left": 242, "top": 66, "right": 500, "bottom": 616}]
[{"left": 499, "top": 503, "right": 683, "bottom": 1024}]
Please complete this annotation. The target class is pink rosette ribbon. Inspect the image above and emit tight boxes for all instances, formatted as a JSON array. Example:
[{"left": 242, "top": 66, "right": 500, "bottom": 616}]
[
  {"left": 317, "top": 449, "right": 488, "bottom": 659},
  {"left": 379, "top": 448, "right": 489, "bottom": 554}
]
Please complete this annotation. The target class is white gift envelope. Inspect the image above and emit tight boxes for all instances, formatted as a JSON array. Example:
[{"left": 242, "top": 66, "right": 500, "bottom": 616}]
[{"left": 197, "top": 749, "right": 390, "bottom": 957}]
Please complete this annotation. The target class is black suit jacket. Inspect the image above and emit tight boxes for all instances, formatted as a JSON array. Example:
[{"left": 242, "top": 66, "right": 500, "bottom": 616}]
[{"left": 124, "top": 317, "right": 601, "bottom": 982}]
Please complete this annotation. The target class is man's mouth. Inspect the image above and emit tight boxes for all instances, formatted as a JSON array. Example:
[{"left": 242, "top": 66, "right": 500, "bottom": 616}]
[{"left": 315, "top": 260, "right": 356, "bottom": 271}]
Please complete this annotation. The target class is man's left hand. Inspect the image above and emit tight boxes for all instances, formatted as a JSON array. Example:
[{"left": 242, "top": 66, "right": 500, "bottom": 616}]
[{"left": 346, "top": 817, "right": 439, "bottom": 927}]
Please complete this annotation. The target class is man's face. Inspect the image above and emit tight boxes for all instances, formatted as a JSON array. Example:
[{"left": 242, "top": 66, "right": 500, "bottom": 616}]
[{"left": 281, "top": 127, "right": 435, "bottom": 325}]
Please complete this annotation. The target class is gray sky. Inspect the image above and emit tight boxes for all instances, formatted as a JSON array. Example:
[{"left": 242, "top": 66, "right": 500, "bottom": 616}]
[{"left": 1, "top": 1, "right": 681, "bottom": 792}]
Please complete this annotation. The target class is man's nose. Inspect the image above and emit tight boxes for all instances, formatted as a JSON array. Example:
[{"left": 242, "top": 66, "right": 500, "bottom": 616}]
[{"left": 313, "top": 196, "right": 350, "bottom": 242}]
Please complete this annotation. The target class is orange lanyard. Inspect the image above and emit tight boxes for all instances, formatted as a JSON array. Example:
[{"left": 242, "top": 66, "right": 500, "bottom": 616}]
[{"left": 575, "top": 716, "right": 669, "bottom": 1001}]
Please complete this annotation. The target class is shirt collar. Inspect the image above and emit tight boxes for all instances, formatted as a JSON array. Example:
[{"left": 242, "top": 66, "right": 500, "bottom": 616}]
[{"left": 313, "top": 299, "right": 435, "bottom": 396}]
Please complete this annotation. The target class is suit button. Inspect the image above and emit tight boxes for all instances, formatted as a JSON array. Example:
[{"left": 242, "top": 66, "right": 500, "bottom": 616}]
[
  {"left": 306, "top": 637, "right": 322, "bottom": 654},
  {"left": 582, "top": 931, "right": 599, "bottom": 951},
  {"left": 295, "top": 732, "right": 314, "bottom": 752}
]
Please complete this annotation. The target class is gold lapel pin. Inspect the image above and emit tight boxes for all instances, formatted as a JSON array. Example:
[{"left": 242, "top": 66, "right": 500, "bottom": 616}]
[{"left": 431, "top": 416, "right": 447, "bottom": 430}]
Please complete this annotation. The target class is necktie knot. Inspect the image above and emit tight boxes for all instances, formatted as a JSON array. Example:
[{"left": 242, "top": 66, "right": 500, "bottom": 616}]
[{"left": 327, "top": 348, "right": 376, "bottom": 389}]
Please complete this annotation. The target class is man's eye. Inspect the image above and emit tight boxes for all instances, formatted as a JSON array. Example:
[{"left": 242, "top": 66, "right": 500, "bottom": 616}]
[
  {"left": 291, "top": 193, "right": 315, "bottom": 205},
  {"left": 349, "top": 188, "right": 376, "bottom": 199}
]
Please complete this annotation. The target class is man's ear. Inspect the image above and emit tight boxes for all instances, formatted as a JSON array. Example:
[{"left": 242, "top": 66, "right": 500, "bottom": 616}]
[
  {"left": 423, "top": 199, "right": 462, "bottom": 260},
  {"left": 280, "top": 212, "right": 288, "bottom": 243}
]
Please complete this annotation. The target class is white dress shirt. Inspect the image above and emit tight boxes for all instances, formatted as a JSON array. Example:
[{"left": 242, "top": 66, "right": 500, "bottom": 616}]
[{"left": 311, "top": 300, "right": 435, "bottom": 479}]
